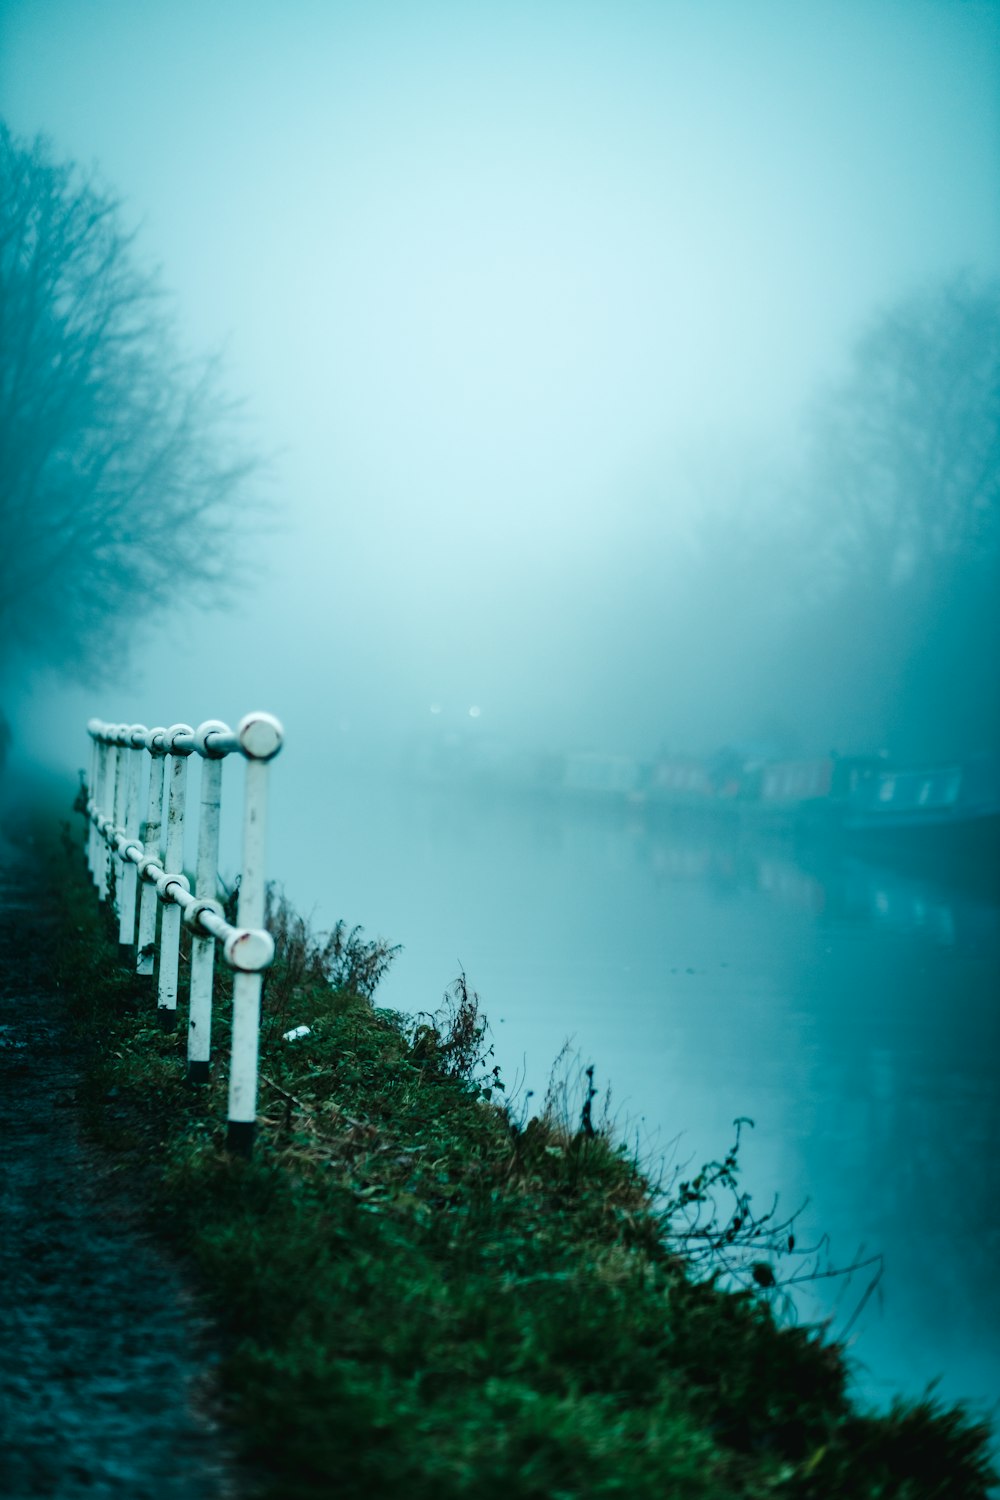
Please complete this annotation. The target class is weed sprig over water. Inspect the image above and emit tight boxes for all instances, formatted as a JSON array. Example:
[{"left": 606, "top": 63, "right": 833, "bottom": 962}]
[{"left": 54, "top": 835, "right": 995, "bottom": 1499}]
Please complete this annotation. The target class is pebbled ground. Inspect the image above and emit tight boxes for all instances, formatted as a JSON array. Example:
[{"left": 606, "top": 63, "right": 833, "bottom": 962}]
[{"left": 0, "top": 852, "right": 249, "bottom": 1500}]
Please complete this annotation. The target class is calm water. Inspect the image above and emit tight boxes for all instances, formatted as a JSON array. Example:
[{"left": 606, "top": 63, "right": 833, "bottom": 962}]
[{"left": 265, "top": 766, "right": 999, "bottom": 1420}]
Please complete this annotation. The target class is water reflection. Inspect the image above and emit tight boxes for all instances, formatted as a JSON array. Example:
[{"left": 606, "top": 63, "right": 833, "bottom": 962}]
[
  {"left": 642, "top": 820, "right": 1000, "bottom": 952},
  {"left": 633, "top": 816, "right": 1000, "bottom": 1414},
  {"left": 268, "top": 774, "right": 999, "bottom": 1422}
]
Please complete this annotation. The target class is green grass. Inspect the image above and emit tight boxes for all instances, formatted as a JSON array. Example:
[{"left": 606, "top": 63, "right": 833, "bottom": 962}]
[{"left": 47, "top": 820, "right": 997, "bottom": 1499}]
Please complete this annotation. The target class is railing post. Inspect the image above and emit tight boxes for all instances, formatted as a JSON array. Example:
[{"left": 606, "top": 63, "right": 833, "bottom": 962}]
[
  {"left": 156, "top": 725, "right": 193, "bottom": 1028},
  {"left": 93, "top": 735, "right": 107, "bottom": 897},
  {"left": 111, "top": 724, "right": 132, "bottom": 916},
  {"left": 86, "top": 722, "right": 101, "bottom": 881},
  {"left": 227, "top": 712, "right": 283, "bottom": 1157},
  {"left": 136, "top": 729, "right": 167, "bottom": 979},
  {"left": 187, "top": 721, "right": 228, "bottom": 1083},
  {"left": 107, "top": 735, "right": 124, "bottom": 900},
  {"left": 117, "top": 726, "right": 145, "bottom": 962}
]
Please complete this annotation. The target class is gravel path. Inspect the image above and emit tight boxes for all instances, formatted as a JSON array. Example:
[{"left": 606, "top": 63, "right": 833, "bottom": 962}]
[{"left": 0, "top": 855, "right": 249, "bottom": 1499}]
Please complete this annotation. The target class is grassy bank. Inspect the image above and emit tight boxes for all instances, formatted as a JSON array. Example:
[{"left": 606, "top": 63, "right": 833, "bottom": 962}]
[{"left": 47, "top": 819, "right": 995, "bottom": 1499}]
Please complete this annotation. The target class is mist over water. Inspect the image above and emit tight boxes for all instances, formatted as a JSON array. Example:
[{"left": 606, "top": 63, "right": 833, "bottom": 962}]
[
  {"left": 255, "top": 770, "right": 1000, "bottom": 1417},
  {"left": 4, "top": 0, "right": 999, "bottom": 759},
  {"left": 2, "top": 0, "right": 999, "bottom": 1427}
]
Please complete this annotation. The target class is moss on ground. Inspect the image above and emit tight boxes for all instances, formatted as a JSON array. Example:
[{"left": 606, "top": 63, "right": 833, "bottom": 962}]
[{"left": 47, "top": 822, "right": 996, "bottom": 1500}]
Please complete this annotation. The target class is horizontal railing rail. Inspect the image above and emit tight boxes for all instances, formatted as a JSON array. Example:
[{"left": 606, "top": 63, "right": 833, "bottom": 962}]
[{"left": 84, "top": 712, "right": 284, "bottom": 1155}]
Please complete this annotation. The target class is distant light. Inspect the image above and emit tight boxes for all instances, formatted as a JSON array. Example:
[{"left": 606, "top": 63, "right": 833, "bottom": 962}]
[
  {"left": 468, "top": 705, "right": 482, "bottom": 718},
  {"left": 430, "top": 703, "right": 442, "bottom": 715}
]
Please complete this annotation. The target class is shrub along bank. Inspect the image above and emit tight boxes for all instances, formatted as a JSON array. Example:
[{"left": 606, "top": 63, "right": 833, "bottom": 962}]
[{"left": 51, "top": 827, "right": 995, "bottom": 1500}]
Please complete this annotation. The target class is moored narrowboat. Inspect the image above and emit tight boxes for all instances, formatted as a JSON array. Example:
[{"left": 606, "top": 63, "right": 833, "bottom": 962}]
[{"left": 838, "top": 754, "right": 1000, "bottom": 848}]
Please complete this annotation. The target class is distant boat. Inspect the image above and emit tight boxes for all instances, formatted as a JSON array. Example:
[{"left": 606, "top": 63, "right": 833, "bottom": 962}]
[
  {"left": 602, "top": 746, "right": 999, "bottom": 865},
  {"left": 834, "top": 754, "right": 1000, "bottom": 852},
  {"left": 563, "top": 752, "right": 644, "bottom": 798},
  {"left": 646, "top": 756, "right": 716, "bottom": 804}
]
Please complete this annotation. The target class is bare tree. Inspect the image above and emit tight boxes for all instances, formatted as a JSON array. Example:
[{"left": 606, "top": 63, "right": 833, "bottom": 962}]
[
  {"left": 661, "top": 279, "right": 1000, "bottom": 756},
  {"left": 0, "top": 122, "right": 259, "bottom": 679},
  {"left": 779, "top": 276, "right": 1000, "bottom": 755},
  {"left": 806, "top": 274, "right": 1000, "bottom": 592}
]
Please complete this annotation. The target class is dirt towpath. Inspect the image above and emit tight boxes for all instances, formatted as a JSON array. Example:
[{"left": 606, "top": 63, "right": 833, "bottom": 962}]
[{"left": 0, "top": 855, "right": 249, "bottom": 1499}]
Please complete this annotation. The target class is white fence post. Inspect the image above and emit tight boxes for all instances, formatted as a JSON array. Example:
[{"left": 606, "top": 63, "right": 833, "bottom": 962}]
[
  {"left": 94, "top": 735, "right": 111, "bottom": 900},
  {"left": 85, "top": 712, "right": 283, "bottom": 1155},
  {"left": 156, "top": 724, "right": 194, "bottom": 1028},
  {"left": 136, "top": 729, "right": 167, "bottom": 978},
  {"left": 106, "top": 737, "right": 122, "bottom": 905},
  {"left": 117, "top": 726, "right": 145, "bottom": 960},
  {"left": 187, "top": 721, "right": 228, "bottom": 1083},
  {"left": 110, "top": 725, "right": 131, "bottom": 915},
  {"left": 227, "top": 712, "right": 283, "bottom": 1156},
  {"left": 86, "top": 724, "right": 100, "bottom": 880}
]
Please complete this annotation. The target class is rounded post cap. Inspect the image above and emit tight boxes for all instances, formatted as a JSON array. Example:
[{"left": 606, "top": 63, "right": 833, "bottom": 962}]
[
  {"left": 166, "top": 723, "right": 196, "bottom": 755},
  {"left": 224, "top": 927, "right": 275, "bottom": 972},
  {"left": 155, "top": 870, "right": 191, "bottom": 903},
  {"left": 237, "top": 711, "right": 284, "bottom": 761},
  {"left": 194, "top": 719, "right": 233, "bottom": 758},
  {"left": 184, "top": 896, "right": 226, "bottom": 935}
]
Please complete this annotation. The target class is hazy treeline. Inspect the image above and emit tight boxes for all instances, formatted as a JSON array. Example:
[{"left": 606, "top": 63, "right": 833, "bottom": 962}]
[
  {"left": 2, "top": 116, "right": 996, "bottom": 768},
  {"left": 782, "top": 275, "right": 998, "bottom": 760},
  {"left": 589, "top": 277, "right": 1000, "bottom": 764}
]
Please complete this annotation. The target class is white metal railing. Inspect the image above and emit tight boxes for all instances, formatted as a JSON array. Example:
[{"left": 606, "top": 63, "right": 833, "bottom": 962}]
[{"left": 85, "top": 712, "right": 284, "bottom": 1156}]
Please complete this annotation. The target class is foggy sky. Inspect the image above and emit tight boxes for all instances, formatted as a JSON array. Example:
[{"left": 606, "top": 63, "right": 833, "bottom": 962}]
[{"left": 2, "top": 0, "right": 998, "bottom": 763}]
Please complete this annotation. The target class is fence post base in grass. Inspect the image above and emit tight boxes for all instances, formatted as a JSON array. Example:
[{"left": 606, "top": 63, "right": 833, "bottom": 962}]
[
  {"left": 157, "top": 1007, "right": 178, "bottom": 1031},
  {"left": 188, "top": 1060, "right": 210, "bottom": 1084},
  {"left": 227, "top": 1120, "right": 255, "bottom": 1157},
  {"left": 117, "top": 942, "right": 134, "bottom": 967}
]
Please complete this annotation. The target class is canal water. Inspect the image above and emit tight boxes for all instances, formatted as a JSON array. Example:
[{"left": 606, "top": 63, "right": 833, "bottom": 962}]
[{"left": 265, "top": 766, "right": 1000, "bottom": 1424}]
